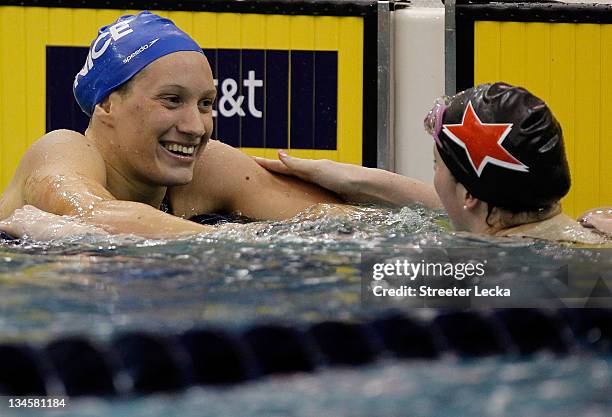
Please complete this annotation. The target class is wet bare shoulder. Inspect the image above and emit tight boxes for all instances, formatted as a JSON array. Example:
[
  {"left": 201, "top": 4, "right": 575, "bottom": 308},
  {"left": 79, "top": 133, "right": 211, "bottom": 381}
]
[
  {"left": 502, "top": 214, "right": 609, "bottom": 245},
  {"left": 25, "top": 129, "right": 100, "bottom": 162},
  {"left": 20, "top": 130, "right": 112, "bottom": 213},
  {"left": 1, "top": 130, "right": 107, "bottom": 218},
  {"left": 167, "top": 140, "right": 239, "bottom": 216},
  {"left": 20, "top": 130, "right": 106, "bottom": 180},
  {"left": 170, "top": 140, "right": 341, "bottom": 220}
]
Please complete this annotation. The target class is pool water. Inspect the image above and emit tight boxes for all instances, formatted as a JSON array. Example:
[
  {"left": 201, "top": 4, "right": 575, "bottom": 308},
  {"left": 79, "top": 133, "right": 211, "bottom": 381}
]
[
  {"left": 6, "top": 356, "right": 612, "bottom": 417},
  {"left": 0, "top": 205, "right": 448, "bottom": 339},
  {"left": 1, "top": 205, "right": 611, "bottom": 416}
]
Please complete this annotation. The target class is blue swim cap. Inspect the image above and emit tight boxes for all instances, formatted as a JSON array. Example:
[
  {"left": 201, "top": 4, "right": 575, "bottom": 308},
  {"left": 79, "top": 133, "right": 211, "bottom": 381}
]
[{"left": 73, "top": 11, "right": 204, "bottom": 117}]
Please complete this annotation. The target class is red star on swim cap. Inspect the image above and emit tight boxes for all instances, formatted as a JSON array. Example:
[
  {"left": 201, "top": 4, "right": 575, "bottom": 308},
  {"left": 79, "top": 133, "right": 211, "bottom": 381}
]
[{"left": 441, "top": 101, "right": 528, "bottom": 177}]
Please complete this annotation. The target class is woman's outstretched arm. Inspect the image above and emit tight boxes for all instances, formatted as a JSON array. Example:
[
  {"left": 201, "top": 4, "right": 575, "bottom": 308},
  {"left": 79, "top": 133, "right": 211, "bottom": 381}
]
[{"left": 254, "top": 151, "right": 442, "bottom": 209}]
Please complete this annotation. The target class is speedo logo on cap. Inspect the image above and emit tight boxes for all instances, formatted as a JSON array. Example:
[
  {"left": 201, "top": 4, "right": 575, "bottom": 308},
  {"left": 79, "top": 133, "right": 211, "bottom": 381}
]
[
  {"left": 123, "top": 38, "right": 159, "bottom": 64},
  {"left": 73, "top": 17, "right": 135, "bottom": 88}
]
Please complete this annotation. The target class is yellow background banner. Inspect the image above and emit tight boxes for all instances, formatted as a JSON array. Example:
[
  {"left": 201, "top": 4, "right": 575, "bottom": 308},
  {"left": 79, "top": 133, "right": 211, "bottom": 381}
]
[
  {"left": 0, "top": 6, "right": 364, "bottom": 192},
  {"left": 474, "top": 20, "right": 612, "bottom": 218}
]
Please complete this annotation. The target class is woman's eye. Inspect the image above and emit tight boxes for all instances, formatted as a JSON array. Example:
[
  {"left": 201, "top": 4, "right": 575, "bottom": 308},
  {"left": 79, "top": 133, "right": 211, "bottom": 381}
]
[
  {"left": 163, "top": 96, "right": 181, "bottom": 105},
  {"left": 199, "top": 98, "right": 214, "bottom": 108}
]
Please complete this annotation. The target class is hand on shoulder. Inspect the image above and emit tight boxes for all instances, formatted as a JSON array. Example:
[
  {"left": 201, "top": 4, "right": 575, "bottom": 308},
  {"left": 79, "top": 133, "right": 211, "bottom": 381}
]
[
  {"left": 253, "top": 151, "right": 357, "bottom": 200},
  {"left": 254, "top": 150, "right": 442, "bottom": 208},
  {"left": 169, "top": 141, "right": 341, "bottom": 220}
]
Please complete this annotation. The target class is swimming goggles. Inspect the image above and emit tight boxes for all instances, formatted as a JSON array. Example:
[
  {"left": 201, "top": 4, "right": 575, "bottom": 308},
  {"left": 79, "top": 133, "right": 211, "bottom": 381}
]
[{"left": 423, "top": 95, "right": 450, "bottom": 147}]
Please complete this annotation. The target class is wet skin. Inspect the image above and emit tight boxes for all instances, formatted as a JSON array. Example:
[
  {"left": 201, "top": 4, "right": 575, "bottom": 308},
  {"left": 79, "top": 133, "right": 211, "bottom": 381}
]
[{"left": 0, "top": 52, "right": 340, "bottom": 238}]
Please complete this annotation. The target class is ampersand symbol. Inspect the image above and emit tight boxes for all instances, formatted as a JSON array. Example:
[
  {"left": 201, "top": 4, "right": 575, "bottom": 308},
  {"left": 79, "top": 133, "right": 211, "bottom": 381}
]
[{"left": 218, "top": 79, "right": 245, "bottom": 117}]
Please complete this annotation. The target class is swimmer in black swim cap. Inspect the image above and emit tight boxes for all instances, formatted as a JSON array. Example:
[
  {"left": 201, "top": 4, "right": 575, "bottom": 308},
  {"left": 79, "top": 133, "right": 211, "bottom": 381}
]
[
  {"left": 255, "top": 83, "right": 608, "bottom": 243},
  {"left": 429, "top": 82, "right": 570, "bottom": 213},
  {"left": 425, "top": 82, "right": 571, "bottom": 233}
]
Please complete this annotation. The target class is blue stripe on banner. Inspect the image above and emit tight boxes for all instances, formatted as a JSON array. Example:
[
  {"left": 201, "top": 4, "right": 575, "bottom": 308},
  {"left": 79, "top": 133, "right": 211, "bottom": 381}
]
[
  {"left": 203, "top": 48, "right": 218, "bottom": 140},
  {"left": 216, "top": 49, "right": 241, "bottom": 147},
  {"left": 46, "top": 46, "right": 90, "bottom": 134},
  {"left": 314, "top": 51, "right": 338, "bottom": 150},
  {"left": 45, "top": 48, "right": 337, "bottom": 152},
  {"left": 290, "top": 51, "right": 314, "bottom": 149},
  {"left": 241, "top": 50, "right": 265, "bottom": 148},
  {"left": 265, "top": 50, "right": 289, "bottom": 150}
]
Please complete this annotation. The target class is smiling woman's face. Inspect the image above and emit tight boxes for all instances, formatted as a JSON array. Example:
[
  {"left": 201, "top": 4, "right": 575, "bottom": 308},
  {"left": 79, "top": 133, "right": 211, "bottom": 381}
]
[{"left": 103, "top": 51, "right": 216, "bottom": 187}]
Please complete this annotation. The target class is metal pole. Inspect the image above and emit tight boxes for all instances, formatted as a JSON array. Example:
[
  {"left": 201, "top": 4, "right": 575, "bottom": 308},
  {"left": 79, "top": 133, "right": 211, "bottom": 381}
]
[
  {"left": 377, "top": 1, "right": 395, "bottom": 171},
  {"left": 445, "top": 0, "right": 457, "bottom": 95}
]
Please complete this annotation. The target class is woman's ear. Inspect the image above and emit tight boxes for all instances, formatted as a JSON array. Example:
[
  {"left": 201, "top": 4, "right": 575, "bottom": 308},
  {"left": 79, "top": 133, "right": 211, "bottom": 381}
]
[
  {"left": 455, "top": 182, "right": 480, "bottom": 211},
  {"left": 464, "top": 191, "right": 480, "bottom": 210},
  {"left": 91, "top": 96, "right": 114, "bottom": 124},
  {"left": 459, "top": 183, "right": 482, "bottom": 211}
]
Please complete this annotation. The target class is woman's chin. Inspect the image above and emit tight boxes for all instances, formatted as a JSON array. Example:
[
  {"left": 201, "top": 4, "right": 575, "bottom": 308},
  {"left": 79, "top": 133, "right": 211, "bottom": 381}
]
[{"left": 150, "top": 169, "right": 194, "bottom": 187}]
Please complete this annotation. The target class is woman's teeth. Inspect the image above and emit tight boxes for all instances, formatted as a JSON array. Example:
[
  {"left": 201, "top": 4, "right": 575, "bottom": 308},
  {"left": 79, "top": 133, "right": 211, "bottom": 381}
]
[{"left": 162, "top": 143, "right": 195, "bottom": 156}]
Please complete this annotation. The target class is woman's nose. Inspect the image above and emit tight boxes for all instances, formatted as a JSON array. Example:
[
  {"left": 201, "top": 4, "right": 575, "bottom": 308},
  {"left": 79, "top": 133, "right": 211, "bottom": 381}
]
[{"left": 177, "top": 105, "right": 206, "bottom": 138}]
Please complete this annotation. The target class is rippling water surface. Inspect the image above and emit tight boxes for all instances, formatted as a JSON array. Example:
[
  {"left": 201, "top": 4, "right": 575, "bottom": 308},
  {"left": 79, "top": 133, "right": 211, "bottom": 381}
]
[
  {"left": 0, "top": 206, "right": 451, "bottom": 339},
  {"left": 1, "top": 205, "right": 610, "bottom": 416}
]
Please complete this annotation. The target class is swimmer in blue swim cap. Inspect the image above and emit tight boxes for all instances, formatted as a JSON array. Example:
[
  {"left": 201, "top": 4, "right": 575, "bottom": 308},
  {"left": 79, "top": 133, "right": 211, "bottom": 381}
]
[
  {"left": 255, "top": 83, "right": 609, "bottom": 243},
  {"left": 0, "top": 11, "right": 338, "bottom": 239}
]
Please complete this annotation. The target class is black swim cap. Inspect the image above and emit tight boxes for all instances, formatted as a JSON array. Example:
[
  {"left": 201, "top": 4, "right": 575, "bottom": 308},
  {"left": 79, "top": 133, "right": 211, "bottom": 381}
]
[{"left": 434, "top": 82, "right": 570, "bottom": 211}]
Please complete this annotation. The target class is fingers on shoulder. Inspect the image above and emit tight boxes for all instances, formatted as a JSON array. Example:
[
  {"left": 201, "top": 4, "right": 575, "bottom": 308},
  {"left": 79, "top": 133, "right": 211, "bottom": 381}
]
[
  {"left": 253, "top": 157, "right": 292, "bottom": 175},
  {"left": 284, "top": 157, "right": 330, "bottom": 180}
]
